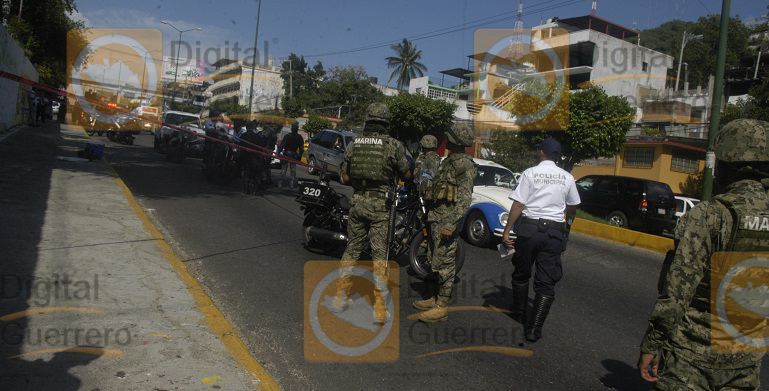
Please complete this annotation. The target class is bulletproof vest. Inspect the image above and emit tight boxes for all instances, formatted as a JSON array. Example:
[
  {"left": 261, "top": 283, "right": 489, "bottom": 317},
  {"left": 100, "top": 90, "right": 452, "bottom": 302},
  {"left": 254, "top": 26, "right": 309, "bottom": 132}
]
[
  {"left": 349, "top": 134, "right": 391, "bottom": 186},
  {"left": 715, "top": 193, "right": 769, "bottom": 252},
  {"left": 426, "top": 154, "right": 465, "bottom": 203}
]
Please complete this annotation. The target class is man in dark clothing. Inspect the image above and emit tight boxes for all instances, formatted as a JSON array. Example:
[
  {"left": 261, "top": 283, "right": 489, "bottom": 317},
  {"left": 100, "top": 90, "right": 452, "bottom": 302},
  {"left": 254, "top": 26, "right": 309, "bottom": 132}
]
[{"left": 277, "top": 123, "right": 305, "bottom": 189}]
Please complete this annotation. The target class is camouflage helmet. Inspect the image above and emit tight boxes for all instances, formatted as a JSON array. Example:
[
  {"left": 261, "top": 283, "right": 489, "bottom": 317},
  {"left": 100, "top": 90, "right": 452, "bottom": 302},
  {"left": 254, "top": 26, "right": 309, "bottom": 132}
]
[
  {"left": 365, "top": 102, "right": 392, "bottom": 124},
  {"left": 420, "top": 135, "right": 438, "bottom": 149},
  {"left": 445, "top": 123, "right": 474, "bottom": 147},
  {"left": 715, "top": 119, "right": 769, "bottom": 163}
]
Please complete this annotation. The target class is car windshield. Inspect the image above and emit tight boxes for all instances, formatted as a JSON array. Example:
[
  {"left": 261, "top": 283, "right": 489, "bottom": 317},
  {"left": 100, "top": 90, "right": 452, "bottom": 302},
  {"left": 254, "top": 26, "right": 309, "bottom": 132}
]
[
  {"left": 474, "top": 165, "right": 516, "bottom": 189},
  {"left": 166, "top": 113, "right": 199, "bottom": 127}
]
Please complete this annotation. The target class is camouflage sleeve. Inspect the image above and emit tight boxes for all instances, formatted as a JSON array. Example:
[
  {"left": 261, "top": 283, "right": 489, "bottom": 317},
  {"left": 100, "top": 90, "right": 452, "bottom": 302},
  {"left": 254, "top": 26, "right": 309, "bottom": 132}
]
[
  {"left": 443, "top": 159, "right": 477, "bottom": 233},
  {"left": 640, "top": 203, "right": 716, "bottom": 354},
  {"left": 341, "top": 142, "right": 354, "bottom": 175},
  {"left": 390, "top": 140, "right": 411, "bottom": 179}
]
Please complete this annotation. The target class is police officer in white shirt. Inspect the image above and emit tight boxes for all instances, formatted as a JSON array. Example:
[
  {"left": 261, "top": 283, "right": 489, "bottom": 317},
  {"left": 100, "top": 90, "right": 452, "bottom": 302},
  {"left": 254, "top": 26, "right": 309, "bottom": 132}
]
[{"left": 501, "top": 137, "right": 580, "bottom": 343}]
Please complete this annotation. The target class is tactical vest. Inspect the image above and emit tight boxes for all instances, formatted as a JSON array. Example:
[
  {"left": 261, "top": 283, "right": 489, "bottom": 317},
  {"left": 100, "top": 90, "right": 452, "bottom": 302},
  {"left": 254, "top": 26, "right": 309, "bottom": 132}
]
[
  {"left": 426, "top": 155, "right": 465, "bottom": 203},
  {"left": 715, "top": 193, "right": 769, "bottom": 252},
  {"left": 349, "top": 135, "right": 391, "bottom": 188}
]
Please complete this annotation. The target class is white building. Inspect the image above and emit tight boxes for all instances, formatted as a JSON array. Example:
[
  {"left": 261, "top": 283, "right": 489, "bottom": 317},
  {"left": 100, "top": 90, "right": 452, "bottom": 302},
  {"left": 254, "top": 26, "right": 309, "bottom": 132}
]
[{"left": 206, "top": 59, "right": 284, "bottom": 113}]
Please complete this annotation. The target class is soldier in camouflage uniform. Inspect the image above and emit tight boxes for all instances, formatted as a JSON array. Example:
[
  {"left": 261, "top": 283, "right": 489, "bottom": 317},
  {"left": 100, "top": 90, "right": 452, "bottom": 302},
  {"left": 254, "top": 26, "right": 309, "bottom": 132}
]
[
  {"left": 414, "top": 135, "right": 441, "bottom": 196},
  {"left": 639, "top": 119, "right": 769, "bottom": 390},
  {"left": 413, "top": 123, "right": 477, "bottom": 323},
  {"left": 330, "top": 103, "right": 412, "bottom": 323}
]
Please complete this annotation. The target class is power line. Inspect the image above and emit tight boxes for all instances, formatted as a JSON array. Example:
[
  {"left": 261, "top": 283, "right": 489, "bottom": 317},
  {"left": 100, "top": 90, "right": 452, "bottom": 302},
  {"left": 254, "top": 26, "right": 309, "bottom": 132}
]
[
  {"left": 695, "top": 0, "right": 712, "bottom": 14},
  {"left": 301, "top": 0, "right": 586, "bottom": 59}
]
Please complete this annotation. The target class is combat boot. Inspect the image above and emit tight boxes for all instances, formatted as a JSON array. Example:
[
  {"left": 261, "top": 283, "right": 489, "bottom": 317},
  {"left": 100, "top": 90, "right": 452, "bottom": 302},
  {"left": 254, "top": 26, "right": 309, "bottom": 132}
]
[
  {"left": 417, "top": 296, "right": 449, "bottom": 323},
  {"left": 412, "top": 285, "right": 437, "bottom": 311},
  {"left": 329, "top": 281, "right": 353, "bottom": 313},
  {"left": 373, "top": 291, "right": 391, "bottom": 323},
  {"left": 525, "top": 293, "right": 555, "bottom": 342},
  {"left": 511, "top": 281, "right": 529, "bottom": 325}
]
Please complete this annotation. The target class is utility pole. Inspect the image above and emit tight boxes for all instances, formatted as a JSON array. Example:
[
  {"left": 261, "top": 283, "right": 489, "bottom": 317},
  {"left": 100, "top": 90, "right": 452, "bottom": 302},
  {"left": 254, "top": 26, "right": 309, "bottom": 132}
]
[
  {"left": 248, "top": 0, "right": 263, "bottom": 115},
  {"left": 702, "top": 0, "right": 731, "bottom": 201},
  {"left": 675, "top": 31, "right": 703, "bottom": 91},
  {"left": 289, "top": 58, "right": 293, "bottom": 100}
]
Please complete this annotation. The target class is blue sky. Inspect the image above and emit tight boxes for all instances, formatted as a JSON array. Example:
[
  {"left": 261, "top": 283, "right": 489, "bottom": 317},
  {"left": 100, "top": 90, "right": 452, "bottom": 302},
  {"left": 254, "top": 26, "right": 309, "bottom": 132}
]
[{"left": 73, "top": 0, "right": 768, "bottom": 87}]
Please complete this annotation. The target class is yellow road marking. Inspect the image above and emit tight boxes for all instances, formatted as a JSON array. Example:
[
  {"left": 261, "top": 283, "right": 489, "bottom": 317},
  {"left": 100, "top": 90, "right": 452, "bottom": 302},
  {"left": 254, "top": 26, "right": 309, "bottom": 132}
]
[{"left": 113, "top": 176, "right": 280, "bottom": 390}]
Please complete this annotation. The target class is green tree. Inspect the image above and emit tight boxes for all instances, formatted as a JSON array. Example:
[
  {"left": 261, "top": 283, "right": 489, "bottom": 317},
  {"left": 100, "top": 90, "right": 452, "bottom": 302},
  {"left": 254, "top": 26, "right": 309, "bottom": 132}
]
[
  {"left": 386, "top": 92, "right": 456, "bottom": 144},
  {"left": 321, "top": 65, "right": 384, "bottom": 128},
  {"left": 279, "top": 53, "right": 326, "bottom": 116},
  {"left": 5, "top": 0, "right": 87, "bottom": 88},
  {"left": 304, "top": 114, "right": 333, "bottom": 135},
  {"left": 484, "top": 129, "right": 538, "bottom": 173},
  {"left": 385, "top": 38, "right": 428, "bottom": 90},
  {"left": 527, "top": 85, "right": 634, "bottom": 172}
]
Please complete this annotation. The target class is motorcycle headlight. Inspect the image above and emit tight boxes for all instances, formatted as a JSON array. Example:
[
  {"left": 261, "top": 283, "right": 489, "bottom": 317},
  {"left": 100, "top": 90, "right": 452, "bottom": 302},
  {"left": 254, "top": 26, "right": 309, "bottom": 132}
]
[{"left": 499, "top": 212, "right": 509, "bottom": 227}]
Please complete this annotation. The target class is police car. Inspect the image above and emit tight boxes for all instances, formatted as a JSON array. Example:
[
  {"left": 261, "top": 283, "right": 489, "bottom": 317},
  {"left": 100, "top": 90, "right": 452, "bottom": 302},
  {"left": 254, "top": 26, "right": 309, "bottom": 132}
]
[{"left": 462, "top": 158, "right": 520, "bottom": 247}]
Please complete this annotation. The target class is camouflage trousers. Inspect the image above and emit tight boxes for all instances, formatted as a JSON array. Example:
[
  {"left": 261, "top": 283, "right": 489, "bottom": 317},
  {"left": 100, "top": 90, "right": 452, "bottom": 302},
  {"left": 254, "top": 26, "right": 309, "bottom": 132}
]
[
  {"left": 428, "top": 221, "right": 458, "bottom": 298},
  {"left": 339, "top": 193, "right": 389, "bottom": 292},
  {"left": 653, "top": 348, "right": 761, "bottom": 391}
]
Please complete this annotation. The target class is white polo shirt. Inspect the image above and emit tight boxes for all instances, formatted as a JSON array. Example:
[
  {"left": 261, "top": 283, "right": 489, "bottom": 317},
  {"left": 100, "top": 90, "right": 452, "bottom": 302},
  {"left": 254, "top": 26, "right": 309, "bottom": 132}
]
[{"left": 509, "top": 160, "right": 580, "bottom": 223}]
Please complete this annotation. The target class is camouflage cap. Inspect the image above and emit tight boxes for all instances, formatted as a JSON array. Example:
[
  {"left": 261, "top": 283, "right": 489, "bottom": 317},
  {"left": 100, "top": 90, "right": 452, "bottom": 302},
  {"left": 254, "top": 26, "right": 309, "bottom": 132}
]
[
  {"left": 420, "top": 135, "right": 438, "bottom": 149},
  {"left": 715, "top": 119, "right": 769, "bottom": 162},
  {"left": 445, "top": 123, "right": 474, "bottom": 147},
  {"left": 365, "top": 102, "right": 392, "bottom": 124}
]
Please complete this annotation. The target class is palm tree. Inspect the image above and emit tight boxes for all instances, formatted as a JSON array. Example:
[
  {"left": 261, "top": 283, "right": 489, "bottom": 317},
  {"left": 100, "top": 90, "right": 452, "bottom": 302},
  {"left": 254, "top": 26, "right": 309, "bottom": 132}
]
[{"left": 386, "top": 38, "right": 428, "bottom": 90}]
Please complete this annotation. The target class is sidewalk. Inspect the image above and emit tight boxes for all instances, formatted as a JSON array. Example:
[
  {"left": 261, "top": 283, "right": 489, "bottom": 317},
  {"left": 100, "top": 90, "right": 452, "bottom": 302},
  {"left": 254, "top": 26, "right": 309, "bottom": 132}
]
[{"left": 0, "top": 122, "right": 273, "bottom": 390}]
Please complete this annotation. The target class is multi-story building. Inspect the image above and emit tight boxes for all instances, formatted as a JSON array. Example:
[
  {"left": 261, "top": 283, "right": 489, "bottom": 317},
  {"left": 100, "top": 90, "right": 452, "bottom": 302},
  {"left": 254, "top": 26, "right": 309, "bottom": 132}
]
[{"left": 205, "top": 59, "right": 284, "bottom": 113}]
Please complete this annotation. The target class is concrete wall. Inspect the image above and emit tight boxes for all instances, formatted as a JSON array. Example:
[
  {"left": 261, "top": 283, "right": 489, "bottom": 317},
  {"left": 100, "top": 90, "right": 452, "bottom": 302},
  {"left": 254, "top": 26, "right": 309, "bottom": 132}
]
[
  {"left": 0, "top": 24, "right": 39, "bottom": 131},
  {"left": 408, "top": 77, "right": 429, "bottom": 95},
  {"left": 587, "top": 30, "right": 672, "bottom": 109}
]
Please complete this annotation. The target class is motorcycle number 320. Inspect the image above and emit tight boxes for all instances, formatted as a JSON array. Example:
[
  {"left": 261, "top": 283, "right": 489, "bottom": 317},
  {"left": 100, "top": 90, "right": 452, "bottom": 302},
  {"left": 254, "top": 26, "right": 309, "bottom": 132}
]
[{"left": 303, "top": 187, "right": 322, "bottom": 197}]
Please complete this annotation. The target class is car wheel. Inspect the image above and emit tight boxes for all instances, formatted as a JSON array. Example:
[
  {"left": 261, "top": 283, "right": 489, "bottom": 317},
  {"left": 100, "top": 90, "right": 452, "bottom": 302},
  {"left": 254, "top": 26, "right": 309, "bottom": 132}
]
[
  {"left": 607, "top": 211, "right": 629, "bottom": 229},
  {"left": 464, "top": 210, "right": 491, "bottom": 247},
  {"left": 308, "top": 156, "right": 318, "bottom": 175}
]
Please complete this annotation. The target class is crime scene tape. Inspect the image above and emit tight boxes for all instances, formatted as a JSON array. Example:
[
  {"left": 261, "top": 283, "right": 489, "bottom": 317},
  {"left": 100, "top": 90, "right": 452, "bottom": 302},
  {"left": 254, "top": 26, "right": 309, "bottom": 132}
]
[{"left": 0, "top": 69, "right": 327, "bottom": 173}]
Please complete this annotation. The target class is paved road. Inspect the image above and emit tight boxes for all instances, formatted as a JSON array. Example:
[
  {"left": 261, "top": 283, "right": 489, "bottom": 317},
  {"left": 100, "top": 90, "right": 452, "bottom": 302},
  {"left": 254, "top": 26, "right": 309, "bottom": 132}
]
[{"left": 99, "top": 133, "right": 768, "bottom": 391}]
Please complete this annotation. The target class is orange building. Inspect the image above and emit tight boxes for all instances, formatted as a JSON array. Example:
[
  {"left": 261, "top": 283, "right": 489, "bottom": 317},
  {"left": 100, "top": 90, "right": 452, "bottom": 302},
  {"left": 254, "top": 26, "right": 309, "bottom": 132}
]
[{"left": 571, "top": 140, "right": 705, "bottom": 196}]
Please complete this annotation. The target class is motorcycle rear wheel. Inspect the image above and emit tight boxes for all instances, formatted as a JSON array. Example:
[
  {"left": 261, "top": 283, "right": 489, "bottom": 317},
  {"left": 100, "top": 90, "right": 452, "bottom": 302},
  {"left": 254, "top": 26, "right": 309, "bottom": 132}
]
[{"left": 408, "top": 232, "right": 466, "bottom": 280}]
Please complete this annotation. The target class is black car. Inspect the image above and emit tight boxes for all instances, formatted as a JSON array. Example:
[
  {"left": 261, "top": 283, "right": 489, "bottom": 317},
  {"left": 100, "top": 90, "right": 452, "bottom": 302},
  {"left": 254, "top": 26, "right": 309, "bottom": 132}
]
[{"left": 575, "top": 175, "right": 676, "bottom": 235}]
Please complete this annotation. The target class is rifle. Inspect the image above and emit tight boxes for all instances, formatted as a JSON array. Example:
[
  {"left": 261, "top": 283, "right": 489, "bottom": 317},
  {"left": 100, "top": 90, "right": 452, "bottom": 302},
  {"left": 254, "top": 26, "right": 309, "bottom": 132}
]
[{"left": 384, "top": 179, "right": 399, "bottom": 276}]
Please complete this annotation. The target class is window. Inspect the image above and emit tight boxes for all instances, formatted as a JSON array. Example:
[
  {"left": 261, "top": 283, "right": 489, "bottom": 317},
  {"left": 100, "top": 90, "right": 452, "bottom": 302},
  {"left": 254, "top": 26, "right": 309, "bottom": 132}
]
[
  {"left": 317, "top": 131, "right": 336, "bottom": 148},
  {"left": 624, "top": 147, "right": 654, "bottom": 168},
  {"left": 415, "top": 87, "right": 422, "bottom": 95},
  {"left": 575, "top": 176, "right": 597, "bottom": 192},
  {"left": 594, "top": 178, "right": 619, "bottom": 194},
  {"left": 625, "top": 180, "right": 643, "bottom": 196},
  {"left": 473, "top": 165, "right": 516, "bottom": 189},
  {"left": 642, "top": 62, "right": 649, "bottom": 72},
  {"left": 671, "top": 149, "right": 699, "bottom": 173}
]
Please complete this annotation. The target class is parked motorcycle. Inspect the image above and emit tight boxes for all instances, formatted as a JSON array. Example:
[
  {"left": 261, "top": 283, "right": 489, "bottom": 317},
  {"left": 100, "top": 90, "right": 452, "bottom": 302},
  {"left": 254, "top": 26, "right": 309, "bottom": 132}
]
[
  {"left": 295, "top": 175, "right": 465, "bottom": 279},
  {"left": 205, "top": 139, "right": 240, "bottom": 185},
  {"left": 167, "top": 126, "right": 204, "bottom": 163}
]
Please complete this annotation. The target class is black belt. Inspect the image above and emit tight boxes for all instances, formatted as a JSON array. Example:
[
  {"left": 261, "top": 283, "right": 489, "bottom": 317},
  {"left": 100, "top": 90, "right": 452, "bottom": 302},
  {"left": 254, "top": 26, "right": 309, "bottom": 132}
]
[{"left": 521, "top": 217, "right": 566, "bottom": 232}]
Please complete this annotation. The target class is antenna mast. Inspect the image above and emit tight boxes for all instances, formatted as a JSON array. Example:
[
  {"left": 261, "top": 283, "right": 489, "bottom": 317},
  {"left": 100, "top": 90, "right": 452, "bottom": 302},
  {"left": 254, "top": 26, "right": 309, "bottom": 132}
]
[{"left": 508, "top": 0, "right": 524, "bottom": 60}]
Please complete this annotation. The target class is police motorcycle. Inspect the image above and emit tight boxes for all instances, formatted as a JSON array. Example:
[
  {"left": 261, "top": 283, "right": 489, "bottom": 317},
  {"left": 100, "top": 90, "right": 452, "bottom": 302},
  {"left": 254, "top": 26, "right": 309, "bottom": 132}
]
[
  {"left": 166, "top": 123, "right": 205, "bottom": 164},
  {"left": 295, "top": 163, "right": 465, "bottom": 279}
]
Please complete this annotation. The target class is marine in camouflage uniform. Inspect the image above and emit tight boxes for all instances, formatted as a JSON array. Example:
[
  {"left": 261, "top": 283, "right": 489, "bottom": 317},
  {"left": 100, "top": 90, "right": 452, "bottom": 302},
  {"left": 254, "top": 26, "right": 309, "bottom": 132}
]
[
  {"left": 639, "top": 119, "right": 769, "bottom": 390},
  {"left": 330, "top": 103, "right": 411, "bottom": 323},
  {"left": 413, "top": 123, "right": 477, "bottom": 323}
]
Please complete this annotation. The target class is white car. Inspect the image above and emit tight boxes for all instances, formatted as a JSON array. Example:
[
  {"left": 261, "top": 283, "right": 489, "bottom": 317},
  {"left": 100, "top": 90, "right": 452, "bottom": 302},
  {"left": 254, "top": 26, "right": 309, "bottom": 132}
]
[
  {"left": 462, "top": 158, "right": 520, "bottom": 247},
  {"left": 674, "top": 196, "right": 700, "bottom": 229}
]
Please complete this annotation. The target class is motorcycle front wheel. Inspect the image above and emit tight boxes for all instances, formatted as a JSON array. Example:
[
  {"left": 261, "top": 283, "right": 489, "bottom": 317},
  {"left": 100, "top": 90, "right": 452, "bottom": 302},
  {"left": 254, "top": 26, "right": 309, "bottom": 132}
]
[{"left": 408, "top": 232, "right": 465, "bottom": 280}]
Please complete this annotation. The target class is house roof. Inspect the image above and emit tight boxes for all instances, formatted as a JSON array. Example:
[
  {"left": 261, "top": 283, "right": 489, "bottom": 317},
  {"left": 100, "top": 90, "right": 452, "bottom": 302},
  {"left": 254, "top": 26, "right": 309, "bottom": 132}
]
[
  {"left": 556, "top": 15, "right": 639, "bottom": 40},
  {"left": 625, "top": 140, "right": 706, "bottom": 153},
  {"left": 439, "top": 67, "right": 473, "bottom": 80}
]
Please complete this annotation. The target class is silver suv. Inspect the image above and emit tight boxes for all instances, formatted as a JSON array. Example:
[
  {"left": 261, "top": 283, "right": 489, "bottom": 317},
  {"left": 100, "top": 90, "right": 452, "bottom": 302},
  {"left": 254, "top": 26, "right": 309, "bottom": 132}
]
[{"left": 306, "top": 129, "right": 355, "bottom": 177}]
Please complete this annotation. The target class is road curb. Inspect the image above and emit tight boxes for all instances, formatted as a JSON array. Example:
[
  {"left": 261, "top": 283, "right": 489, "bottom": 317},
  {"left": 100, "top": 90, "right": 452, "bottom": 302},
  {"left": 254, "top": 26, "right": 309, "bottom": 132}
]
[
  {"left": 87, "top": 130, "right": 281, "bottom": 390},
  {"left": 571, "top": 218, "right": 674, "bottom": 254}
]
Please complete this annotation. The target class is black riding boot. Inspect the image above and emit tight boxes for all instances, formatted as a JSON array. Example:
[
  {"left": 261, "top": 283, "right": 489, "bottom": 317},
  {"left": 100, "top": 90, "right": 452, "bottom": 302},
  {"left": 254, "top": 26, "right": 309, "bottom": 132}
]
[
  {"left": 525, "top": 293, "right": 554, "bottom": 343},
  {"left": 511, "top": 282, "right": 529, "bottom": 325}
]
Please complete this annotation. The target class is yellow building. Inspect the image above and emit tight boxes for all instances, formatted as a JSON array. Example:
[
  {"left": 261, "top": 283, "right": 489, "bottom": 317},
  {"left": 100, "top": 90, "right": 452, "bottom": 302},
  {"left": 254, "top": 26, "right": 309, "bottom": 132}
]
[{"left": 571, "top": 140, "right": 705, "bottom": 196}]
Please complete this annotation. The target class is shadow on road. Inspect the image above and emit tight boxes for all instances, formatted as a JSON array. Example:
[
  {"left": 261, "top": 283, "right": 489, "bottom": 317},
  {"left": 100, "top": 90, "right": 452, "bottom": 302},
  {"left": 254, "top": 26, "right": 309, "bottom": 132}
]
[{"left": 600, "top": 359, "right": 651, "bottom": 391}]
